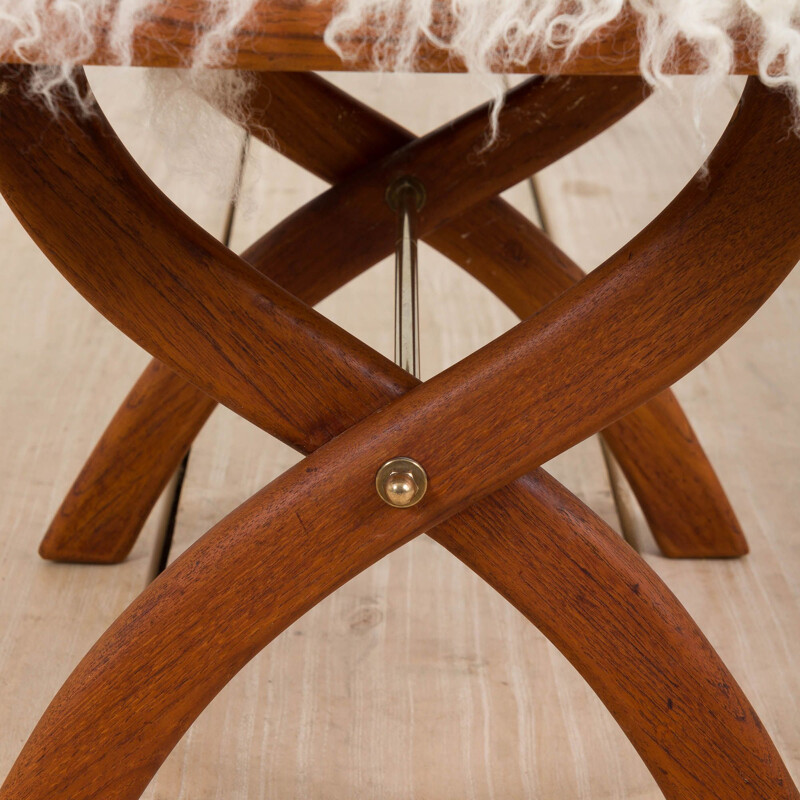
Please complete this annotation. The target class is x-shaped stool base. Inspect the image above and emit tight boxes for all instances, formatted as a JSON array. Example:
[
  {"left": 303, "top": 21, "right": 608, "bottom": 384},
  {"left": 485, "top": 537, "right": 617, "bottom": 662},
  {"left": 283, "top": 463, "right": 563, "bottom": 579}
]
[
  {"left": 0, "top": 67, "right": 797, "bottom": 799},
  {"left": 41, "top": 71, "right": 746, "bottom": 564}
]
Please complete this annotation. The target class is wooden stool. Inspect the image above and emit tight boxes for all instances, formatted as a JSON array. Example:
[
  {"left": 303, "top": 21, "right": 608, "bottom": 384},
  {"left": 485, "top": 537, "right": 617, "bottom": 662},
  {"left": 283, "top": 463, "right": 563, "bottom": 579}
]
[{"left": 0, "top": 5, "right": 798, "bottom": 798}]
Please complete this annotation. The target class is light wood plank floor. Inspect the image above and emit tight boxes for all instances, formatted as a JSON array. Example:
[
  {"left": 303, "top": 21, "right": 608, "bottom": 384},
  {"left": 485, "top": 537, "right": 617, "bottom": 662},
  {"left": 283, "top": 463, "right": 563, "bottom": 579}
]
[{"left": 1, "top": 71, "right": 797, "bottom": 799}]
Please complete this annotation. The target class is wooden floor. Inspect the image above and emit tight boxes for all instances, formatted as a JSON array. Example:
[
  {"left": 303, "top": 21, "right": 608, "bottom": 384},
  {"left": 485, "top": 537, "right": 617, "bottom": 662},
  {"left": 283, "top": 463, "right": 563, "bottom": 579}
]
[{"left": 1, "top": 70, "right": 797, "bottom": 798}]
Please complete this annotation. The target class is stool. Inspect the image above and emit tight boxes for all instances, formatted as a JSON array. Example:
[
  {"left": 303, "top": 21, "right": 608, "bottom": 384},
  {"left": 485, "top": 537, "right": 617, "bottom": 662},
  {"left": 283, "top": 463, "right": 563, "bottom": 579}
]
[{"left": 0, "top": 5, "right": 798, "bottom": 799}]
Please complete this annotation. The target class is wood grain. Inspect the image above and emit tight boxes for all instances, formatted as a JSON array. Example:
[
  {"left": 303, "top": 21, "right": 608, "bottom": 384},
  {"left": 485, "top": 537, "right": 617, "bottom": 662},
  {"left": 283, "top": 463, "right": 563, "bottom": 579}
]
[
  {"left": 209, "top": 74, "right": 746, "bottom": 559},
  {"left": 1, "top": 75, "right": 798, "bottom": 799},
  {"left": 0, "top": 2, "right": 761, "bottom": 75}
]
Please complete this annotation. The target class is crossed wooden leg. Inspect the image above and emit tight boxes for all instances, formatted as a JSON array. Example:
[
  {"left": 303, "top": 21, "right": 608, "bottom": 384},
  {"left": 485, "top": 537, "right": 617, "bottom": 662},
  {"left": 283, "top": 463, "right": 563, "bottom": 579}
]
[
  {"left": 0, "top": 69, "right": 797, "bottom": 798},
  {"left": 40, "top": 71, "right": 746, "bottom": 565}
]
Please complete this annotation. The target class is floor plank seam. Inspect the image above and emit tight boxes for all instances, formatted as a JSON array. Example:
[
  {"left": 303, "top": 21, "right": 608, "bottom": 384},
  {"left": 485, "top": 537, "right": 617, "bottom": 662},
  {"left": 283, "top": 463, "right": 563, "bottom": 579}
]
[{"left": 150, "top": 132, "right": 251, "bottom": 582}]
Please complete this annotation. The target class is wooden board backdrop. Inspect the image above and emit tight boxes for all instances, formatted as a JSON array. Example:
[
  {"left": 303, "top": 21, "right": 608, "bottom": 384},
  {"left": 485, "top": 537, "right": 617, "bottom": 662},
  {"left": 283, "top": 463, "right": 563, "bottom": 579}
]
[{"left": 0, "top": 69, "right": 797, "bottom": 798}]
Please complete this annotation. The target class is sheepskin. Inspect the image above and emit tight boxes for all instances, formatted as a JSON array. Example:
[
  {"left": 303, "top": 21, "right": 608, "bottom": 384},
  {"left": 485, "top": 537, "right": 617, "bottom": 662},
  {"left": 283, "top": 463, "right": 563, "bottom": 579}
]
[{"left": 1, "top": 1, "right": 799, "bottom": 133}]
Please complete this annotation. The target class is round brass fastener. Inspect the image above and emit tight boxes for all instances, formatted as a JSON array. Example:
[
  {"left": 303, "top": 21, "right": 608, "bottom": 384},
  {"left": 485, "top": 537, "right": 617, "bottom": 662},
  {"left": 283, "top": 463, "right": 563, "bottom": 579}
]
[
  {"left": 376, "top": 457, "right": 428, "bottom": 508},
  {"left": 385, "top": 176, "right": 426, "bottom": 212}
]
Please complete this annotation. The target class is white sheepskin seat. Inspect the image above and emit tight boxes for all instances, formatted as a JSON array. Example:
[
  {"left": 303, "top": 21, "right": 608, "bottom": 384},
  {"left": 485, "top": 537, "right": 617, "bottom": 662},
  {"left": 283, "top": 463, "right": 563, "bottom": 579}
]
[{"left": 1, "top": 1, "right": 799, "bottom": 133}]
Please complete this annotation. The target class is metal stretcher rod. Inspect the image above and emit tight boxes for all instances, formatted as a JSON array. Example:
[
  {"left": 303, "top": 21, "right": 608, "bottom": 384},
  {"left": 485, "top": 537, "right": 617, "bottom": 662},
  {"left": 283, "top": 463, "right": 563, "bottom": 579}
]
[
  {"left": 377, "top": 177, "right": 428, "bottom": 509},
  {"left": 388, "top": 176, "right": 425, "bottom": 379}
]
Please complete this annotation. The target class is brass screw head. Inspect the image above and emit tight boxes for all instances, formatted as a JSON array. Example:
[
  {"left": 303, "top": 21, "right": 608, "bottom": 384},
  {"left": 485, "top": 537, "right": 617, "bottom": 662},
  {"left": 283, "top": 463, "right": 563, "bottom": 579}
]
[
  {"left": 385, "top": 176, "right": 426, "bottom": 212},
  {"left": 376, "top": 457, "right": 428, "bottom": 508}
]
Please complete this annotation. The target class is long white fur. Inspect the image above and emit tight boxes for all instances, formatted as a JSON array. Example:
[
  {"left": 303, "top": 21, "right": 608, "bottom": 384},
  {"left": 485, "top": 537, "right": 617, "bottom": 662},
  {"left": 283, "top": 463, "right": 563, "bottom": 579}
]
[
  {"left": 1, "top": 1, "right": 799, "bottom": 130},
  {"left": 326, "top": 0, "right": 800, "bottom": 132}
]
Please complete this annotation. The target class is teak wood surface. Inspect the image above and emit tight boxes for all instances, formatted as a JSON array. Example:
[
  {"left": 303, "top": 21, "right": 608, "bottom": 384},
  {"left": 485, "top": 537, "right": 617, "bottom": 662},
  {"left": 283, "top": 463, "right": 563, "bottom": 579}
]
[
  {"left": 43, "top": 71, "right": 745, "bottom": 564},
  {"left": 0, "top": 2, "right": 762, "bottom": 75},
  {"left": 0, "top": 68, "right": 798, "bottom": 800}
]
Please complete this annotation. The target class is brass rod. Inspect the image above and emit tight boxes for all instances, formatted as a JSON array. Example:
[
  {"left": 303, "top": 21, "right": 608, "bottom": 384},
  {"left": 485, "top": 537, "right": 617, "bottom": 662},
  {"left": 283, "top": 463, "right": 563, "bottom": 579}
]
[
  {"left": 376, "top": 177, "right": 429, "bottom": 508},
  {"left": 387, "top": 177, "right": 425, "bottom": 379}
]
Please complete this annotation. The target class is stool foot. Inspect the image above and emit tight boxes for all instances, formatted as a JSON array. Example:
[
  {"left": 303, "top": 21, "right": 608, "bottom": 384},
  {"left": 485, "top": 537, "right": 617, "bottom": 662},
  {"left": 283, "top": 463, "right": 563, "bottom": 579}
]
[{"left": 38, "top": 361, "right": 214, "bottom": 564}]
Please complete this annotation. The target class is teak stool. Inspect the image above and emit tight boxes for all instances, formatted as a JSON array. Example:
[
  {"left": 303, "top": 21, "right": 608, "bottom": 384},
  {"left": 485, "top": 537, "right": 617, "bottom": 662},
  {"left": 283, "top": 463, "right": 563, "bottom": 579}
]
[{"left": 1, "top": 4, "right": 798, "bottom": 799}]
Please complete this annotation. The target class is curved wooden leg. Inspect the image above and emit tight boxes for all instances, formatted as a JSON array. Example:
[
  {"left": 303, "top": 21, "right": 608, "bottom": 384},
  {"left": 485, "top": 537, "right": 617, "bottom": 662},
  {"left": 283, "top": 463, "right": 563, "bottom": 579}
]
[
  {"left": 600, "top": 389, "right": 745, "bottom": 556},
  {"left": 232, "top": 75, "right": 645, "bottom": 308},
  {"left": 434, "top": 201, "right": 748, "bottom": 557},
  {"left": 2, "top": 73, "right": 798, "bottom": 798},
  {"left": 38, "top": 362, "right": 216, "bottom": 563},
  {"left": 40, "top": 71, "right": 742, "bottom": 565},
  {"left": 2, "top": 464, "right": 793, "bottom": 799},
  {"left": 0, "top": 66, "right": 407, "bottom": 454},
  {"left": 435, "top": 472, "right": 791, "bottom": 798}
]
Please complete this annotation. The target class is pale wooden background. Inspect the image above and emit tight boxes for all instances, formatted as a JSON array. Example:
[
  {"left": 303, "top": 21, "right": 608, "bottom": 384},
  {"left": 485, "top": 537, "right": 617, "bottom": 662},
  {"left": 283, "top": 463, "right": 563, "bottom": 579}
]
[{"left": 0, "top": 69, "right": 797, "bottom": 798}]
